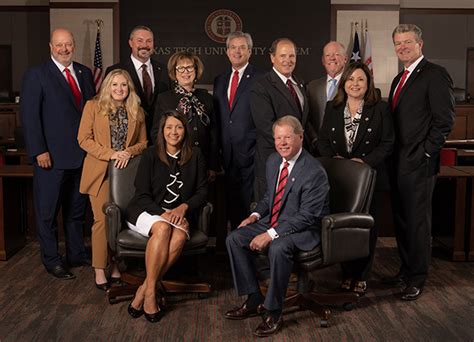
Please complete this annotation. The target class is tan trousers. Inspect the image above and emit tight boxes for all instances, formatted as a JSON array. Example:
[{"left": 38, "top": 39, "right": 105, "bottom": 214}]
[{"left": 89, "top": 178, "right": 109, "bottom": 269}]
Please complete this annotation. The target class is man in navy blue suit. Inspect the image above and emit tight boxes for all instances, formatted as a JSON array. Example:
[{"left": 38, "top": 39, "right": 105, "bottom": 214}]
[
  {"left": 20, "top": 28, "right": 95, "bottom": 279},
  {"left": 225, "top": 116, "right": 329, "bottom": 337},
  {"left": 213, "top": 31, "right": 263, "bottom": 231}
]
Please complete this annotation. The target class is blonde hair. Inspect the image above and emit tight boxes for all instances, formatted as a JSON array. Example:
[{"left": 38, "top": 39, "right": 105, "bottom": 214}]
[{"left": 96, "top": 69, "right": 144, "bottom": 121}]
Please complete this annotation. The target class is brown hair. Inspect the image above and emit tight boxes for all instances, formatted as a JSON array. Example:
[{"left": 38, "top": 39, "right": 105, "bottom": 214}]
[
  {"left": 332, "top": 62, "right": 380, "bottom": 107},
  {"left": 167, "top": 51, "right": 204, "bottom": 81},
  {"left": 155, "top": 110, "right": 193, "bottom": 166}
]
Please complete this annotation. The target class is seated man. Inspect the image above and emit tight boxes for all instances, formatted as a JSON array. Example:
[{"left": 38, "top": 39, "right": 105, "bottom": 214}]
[{"left": 225, "top": 115, "right": 330, "bottom": 337}]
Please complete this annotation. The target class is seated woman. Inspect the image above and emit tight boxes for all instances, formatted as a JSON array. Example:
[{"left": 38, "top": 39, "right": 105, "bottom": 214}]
[
  {"left": 151, "top": 51, "right": 219, "bottom": 181},
  {"left": 317, "top": 62, "right": 394, "bottom": 295},
  {"left": 78, "top": 69, "right": 147, "bottom": 290},
  {"left": 126, "top": 110, "right": 208, "bottom": 323}
]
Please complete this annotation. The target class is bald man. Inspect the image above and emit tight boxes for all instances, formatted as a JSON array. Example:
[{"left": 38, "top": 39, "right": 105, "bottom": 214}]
[{"left": 20, "top": 28, "right": 95, "bottom": 279}]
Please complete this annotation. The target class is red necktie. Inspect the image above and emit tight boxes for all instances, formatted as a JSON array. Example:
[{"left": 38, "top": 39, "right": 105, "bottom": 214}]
[
  {"left": 64, "top": 67, "right": 82, "bottom": 108},
  {"left": 286, "top": 79, "right": 302, "bottom": 113},
  {"left": 228, "top": 70, "right": 239, "bottom": 109},
  {"left": 391, "top": 69, "right": 409, "bottom": 111},
  {"left": 270, "top": 161, "right": 289, "bottom": 228},
  {"left": 142, "top": 64, "right": 153, "bottom": 105}
]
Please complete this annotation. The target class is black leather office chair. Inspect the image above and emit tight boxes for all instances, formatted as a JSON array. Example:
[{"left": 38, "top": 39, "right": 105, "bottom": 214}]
[
  {"left": 279, "top": 157, "right": 376, "bottom": 327},
  {"left": 103, "top": 156, "right": 212, "bottom": 304}
]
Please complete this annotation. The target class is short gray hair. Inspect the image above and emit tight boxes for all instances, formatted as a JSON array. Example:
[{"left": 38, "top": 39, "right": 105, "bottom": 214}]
[
  {"left": 392, "top": 24, "right": 422, "bottom": 42},
  {"left": 129, "top": 25, "right": 153, "bottom": 40},
  {"left": 272, "top": 115, "right": 304, "bottom": 135},
  {"left": 226, "top": 31, "right": 253, "bottom": 50}
]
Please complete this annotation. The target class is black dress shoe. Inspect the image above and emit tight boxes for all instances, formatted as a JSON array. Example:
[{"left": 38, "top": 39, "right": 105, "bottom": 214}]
[
  {"left": 254, "top": 314, "right": 283, "bottom": 337},
  {"left": 400, "top": 286, "right": 423, "bottom": 301},
  {"left": 224, "top": 301, "right": 266, "bottom": 320},
  {"left": 47, "top": 265, "right": 76, "bottom": 280},
  {"left": 128, "top": 302, "right": 144, "bottom": 318},
  {"left": 382, "top": 273, "right": 406, "bottom": 286},
  {"left": 95, "top": 281, "right": 111, "bottom": 291}
]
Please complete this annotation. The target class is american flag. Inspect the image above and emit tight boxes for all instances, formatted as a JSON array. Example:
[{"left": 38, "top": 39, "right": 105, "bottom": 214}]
[{"left": 93, "top": 28, "right": 103, "bottom": 92}]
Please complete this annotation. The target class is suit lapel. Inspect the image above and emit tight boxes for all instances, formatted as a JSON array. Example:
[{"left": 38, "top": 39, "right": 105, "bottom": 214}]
[
  {"left": 126, "top": 58, "right": 144, "bottom": 99},
  {"left": 151, "top": 60, "right": 164, "bottom": 103},
  {"left": 230, "top": 65, "right": 254, "bottom": 113},
  {"left": 351, "top": 105, "right": 373, "bottom": 152},
  {"left": 125, "top": 114, "right": 137, "bottom": 148},
  {"left": 269, "top": 155, "right": 282, "bottom": 206},
  {"left": 280, "top": 151, "right": 305, "bottom": 208},
  {"left": 293, "top": 74, "right": 308, "bottom": 124},
  {"left": 48, "top": 60, "right": 78, "bottom": 111},
  {"left": 220, "top": 70, "right": 232, "bottom": 112},
  {"left": 270, "top": 70, "right": 301, "bottom": 117},
  {"left": 396, "top": 58, "right": 427, "bottom": 107},
  {"left": 73, "top": 63, "right": 87, "bottom": 109}
]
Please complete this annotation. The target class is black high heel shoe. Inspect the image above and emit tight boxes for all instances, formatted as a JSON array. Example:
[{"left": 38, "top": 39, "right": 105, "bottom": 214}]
[
  {"left": 95, "top": 281, "right": 111, "bottom": 291},
  {"left": 144, "top": 308, "right": 164, "bottom": 323},
  {"left": 128, "top": 302, "right": 144, "bottom": 318},
  {"left": 109, "top": 276, "right": 122, "bottom": 286}
]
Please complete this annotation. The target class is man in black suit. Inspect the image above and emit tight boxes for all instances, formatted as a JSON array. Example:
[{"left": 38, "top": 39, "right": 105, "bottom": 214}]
[
  {"left": 250, "top": 38, "right": 309, "bottom": 202},
  {"left": 213, "top": 31, "right": 263, "bottom": 230},
  {"left": 387, "top": 24, "right": 455, "bottom": 300},
  {"left": 20, "top": 28, "right": 96, "bottom": 279},
  {"left": 224, "top": 115, "right": 329, "bottom": 337},
  {"left": 105, "top": 25, "right": 169, "bottom": 143}
]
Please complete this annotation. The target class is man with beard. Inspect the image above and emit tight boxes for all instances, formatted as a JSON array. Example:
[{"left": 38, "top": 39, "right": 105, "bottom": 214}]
[{"left": 105, "top": 25, "right": 169, "bottom": 143}]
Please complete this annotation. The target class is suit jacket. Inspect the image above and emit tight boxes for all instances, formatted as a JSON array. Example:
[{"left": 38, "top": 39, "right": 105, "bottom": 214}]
[
  {"left": 389, "top": 58, "right": 455, "bottom": 175},
  {"left": 253, "top": 149, "right": 330, "bottom": 251},
  {"left": 306, "top": 77, "right": 327, "bottom": 144},
  {"left": 77, "top": 100, "right": 148, "bottom": 196},
  {"left": 250, "top": 69, "right": 309, "bottom": 176},
  {"left": 105, "top": 57, "right": 170, "bottom": 140},
  {"left": 20, "top": 59, "right": 95, "bottom": 169},
  {"left": 151, "top": 88, "right": 219, "bottom": 171},
  {"left": 126, "top": 146, "right": 208, "bottom": 225},
  {"left": 213, "top": 64, "right": 264, "bottom": 169}
]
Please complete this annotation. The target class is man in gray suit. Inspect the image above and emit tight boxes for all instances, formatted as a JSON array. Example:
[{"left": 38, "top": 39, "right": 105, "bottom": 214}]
[
  {"left": 306, "top": 41, "right": 347, "bottom": 151},
  {"left": 224, "top": 116, "right": 330, "bottom": 337}
]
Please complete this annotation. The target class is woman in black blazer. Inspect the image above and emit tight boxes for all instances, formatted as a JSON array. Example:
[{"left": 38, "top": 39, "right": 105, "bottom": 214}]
[
  {"left": 151, "top": 51, "right": 219, "bottom": 181},
  {"left": 126, "top": 110, "right": 207, "bottom": 323},
  {"left": 317, "top": 62, "right": 394, "bottom": 295}
]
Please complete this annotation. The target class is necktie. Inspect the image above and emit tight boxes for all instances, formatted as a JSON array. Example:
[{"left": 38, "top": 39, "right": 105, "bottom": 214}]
[
  {"left": 327, "top": 78, "right": 337, "bottom": 101},
  {"left": 228, "top": 70, "right": 239, "bottom": 109},
  {"left": 270, "top": 161, "right": 289, "bottom": 228},
  {"left": 64, "top": 67, "right": 82, "bottom": 108},
  {"left": 286, "top": 79, "right": 302, "bottom": 114},
  {"left": 391, "top": 69, "right": 409, "bottom": 111},
  {"left": 142, "top": 64, "right": 153, "bottom": 105}
]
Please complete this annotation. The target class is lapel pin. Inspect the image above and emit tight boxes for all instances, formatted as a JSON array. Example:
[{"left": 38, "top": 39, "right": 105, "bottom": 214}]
[
  {"left": 292, "top": 177, "right": 295, "bottom": 182},
  {"left": 246, "top": 74, "right": 250, "bottom": 78},
  {"left": 79, "top": 70, "right": 82, "bottom": 74},
  {"left": 365, "top": 117, "right": 369, "bottom": 121}
]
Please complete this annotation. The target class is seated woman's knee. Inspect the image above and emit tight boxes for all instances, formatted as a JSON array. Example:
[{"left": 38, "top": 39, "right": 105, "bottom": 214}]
[{"left": 150, "top": 221, "right": 171, "bottom": 238}]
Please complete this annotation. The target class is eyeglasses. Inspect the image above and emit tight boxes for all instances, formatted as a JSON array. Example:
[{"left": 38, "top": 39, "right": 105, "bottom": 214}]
[{"left": 176, "top": 65, "right": 195, "bottom": 73}]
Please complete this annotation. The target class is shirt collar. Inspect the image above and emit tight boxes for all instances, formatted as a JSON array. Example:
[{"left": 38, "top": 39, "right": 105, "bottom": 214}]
[
  {"left": 405, "top": 55, "right": 424, "bottom": 74},
  {"left": 326, "top": 72, "right": 342, "bottom": 83},
  {"left": 283, "top": 147, "right": 303, "bottom": 166},
  {"left": 51, "top": 56, "right": 73, "bottom": 73},
  {"left": 131, "top": 54, "right": 151, "bottom": 71},
  {"left": 273, "top": 67, "right": 296, "bottom": 85},
  {"left": 231, "top": 62, "right": 249, "bottom": 75}
]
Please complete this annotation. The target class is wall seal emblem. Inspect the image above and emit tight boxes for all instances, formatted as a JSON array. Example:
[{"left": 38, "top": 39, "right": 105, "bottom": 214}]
[{"left": 204, "top": 9, "right": 243, "bottom": 43}]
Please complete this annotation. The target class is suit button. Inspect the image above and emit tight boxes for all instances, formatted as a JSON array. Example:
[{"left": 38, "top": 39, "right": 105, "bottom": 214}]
[
  {"left": 193, "top": 127, "right": 198, "bottom": 131},
  {"left": 229, "top": 120, "right": 233, "bottom": 124},
  {"left": 332, "top": 140, "right": 336, "bottom": 144},
  {"left": 331, "top": 127, "right": 335, "bottom": 131},
  {"left": 362, "top": 153, "right": 366, "bottom": 157},
  {"left": 195, "top": 141, "right": 199, "bottom": 146},
  {"left": 367, "top": 128, "right": 372, "bottom": 132},
  {"left": 365, "top": 141, "right": 370, "bottom": 144}
]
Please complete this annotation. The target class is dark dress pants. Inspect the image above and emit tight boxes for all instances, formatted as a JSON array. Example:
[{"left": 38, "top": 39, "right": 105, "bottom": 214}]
[
  {"left": 33, "top": 165, "right": 87, "bottom": 269},
  {"left": 226, "top": 223, "right": 296, "bottom": 311},
  {"left": 391, "top": 161, "right": 436, "bottom": 287}
]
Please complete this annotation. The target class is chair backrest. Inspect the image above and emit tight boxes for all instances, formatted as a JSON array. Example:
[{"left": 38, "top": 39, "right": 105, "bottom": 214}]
[
  {"left": 317, "top": 157, "right": 376, "bottom": 214},
  {"left": 108, "top": 155, "right": 142, "bottom": 211}
]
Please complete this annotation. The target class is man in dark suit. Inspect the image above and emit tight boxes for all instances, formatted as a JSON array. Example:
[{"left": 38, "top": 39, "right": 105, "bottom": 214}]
[
  {"left": 225, "top": 116, "right": 329, "bottom": 337},
  {"left": 20, "top": 28, "right": 95, "bottom": 279},
  {"left": 105, "top": 25, "right": 169, "bottom": 143},
  {"left": 213, "top": 31, "right": 263, "bottom": 230},
  {"left": 306, "top": 41, "right": 347, "bottom": 150},
  {"left": 387, "top": 24, "right": 455, "bottom": 300},
  {"left": 250, "top": 38, "right": 309, "bottom": 202}
]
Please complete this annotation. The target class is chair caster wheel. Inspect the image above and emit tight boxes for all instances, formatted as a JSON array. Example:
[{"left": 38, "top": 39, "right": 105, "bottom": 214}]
[
  {"left": 320, "top": 319, "right": 329, "bottom": 328},
  {"left": 343, "top": 302, "right": 354, "bottom": 311},
  {"left": 198, "top": 293, "right": 209, "bottom": 299}
]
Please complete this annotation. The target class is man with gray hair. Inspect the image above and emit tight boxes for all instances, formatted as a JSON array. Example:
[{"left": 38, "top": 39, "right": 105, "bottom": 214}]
[
  {"left": 105, "top": 25, "right": 169, "bottom": 143},
  {"left": 386, "top": 24, "right": 455, "bottom": 300},
  {"left": 306, "top": 41, "right": 347, "bottom": 151},
  {"left": 213, "top": 31, "right": 263, "bottom": 231},
  {"left": 225, "top": 115, "right": 329, "bottom": 337}
]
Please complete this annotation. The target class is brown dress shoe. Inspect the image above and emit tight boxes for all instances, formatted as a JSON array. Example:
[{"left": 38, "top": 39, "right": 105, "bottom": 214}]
[
  {"left": 254, "top": 315, "right": 283, "bottom": 337},
  {"left": 224, "top": 301, "right": 266, "bottom": 320}
]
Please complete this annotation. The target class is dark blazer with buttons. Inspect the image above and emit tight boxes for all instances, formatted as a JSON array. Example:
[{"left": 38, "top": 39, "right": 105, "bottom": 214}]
[
  {"left": 317, "top": 100, "right": 395, "bottom": 188},
  {"left": 151, "top": 88, "right": 219, "bottom": 171},
  {"left": 126, "top": 146, "right": 208, "bottom": 225}
]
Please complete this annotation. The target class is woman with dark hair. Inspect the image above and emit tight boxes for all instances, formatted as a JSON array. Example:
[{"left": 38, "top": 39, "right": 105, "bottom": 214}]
[
  {"left": 317, "top": 61, "right": 394, "bottom": 295},
  {"left": 126, "top": 110, "right": 208, "bottom": 323},
  {"left": 78, "top": 68, "right": 147, "bottom": 290},
  {"left": 151, "top": 51, "right": 219, "bottom": 181}
]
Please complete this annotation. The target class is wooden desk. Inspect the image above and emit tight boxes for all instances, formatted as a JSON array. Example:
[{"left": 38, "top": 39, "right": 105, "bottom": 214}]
[{"left": 0, "top": 165, "right": 33, "bottom": 260}]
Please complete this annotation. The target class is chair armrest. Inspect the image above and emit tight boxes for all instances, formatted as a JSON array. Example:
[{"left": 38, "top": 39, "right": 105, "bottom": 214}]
[
  {"left": 321, "top": 213, "right": 374, "bottom": 266},
  {"left": 103, "top": 202, "right": 122, "bottom": 252},
  {"left": 198, "top": 202, "right": 213, "bottom": 236}
]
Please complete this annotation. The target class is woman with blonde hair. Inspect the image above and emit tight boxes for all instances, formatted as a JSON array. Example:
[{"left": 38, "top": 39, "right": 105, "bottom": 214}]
[{"left": 78, "top": 69, "right": 147, "bottom": 290}]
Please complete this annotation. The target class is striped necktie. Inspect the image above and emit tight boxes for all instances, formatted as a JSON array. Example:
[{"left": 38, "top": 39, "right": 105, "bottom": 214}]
[{"left": 270, "top": 161, "right": 289, "bottom": 228}]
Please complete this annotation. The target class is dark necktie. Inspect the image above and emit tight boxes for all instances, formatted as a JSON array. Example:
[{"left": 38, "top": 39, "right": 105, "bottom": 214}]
[
  {"left": 64, "top": 67, "right": 82, "bottom": 108},
  {"left": 270, "top": 161, "right": 289, "bottom": 228},
  {"left": 286, "top": 79, "right": 302, "bottom": 113},
  {"left": 391, "top": 69, "right": 409, "bottom": 111},
  {"left": 141, "top": 64, "right": 153, "bottom": 105},
  {"left": 228, "top": 70, "right": 239, "bottom": 109}
]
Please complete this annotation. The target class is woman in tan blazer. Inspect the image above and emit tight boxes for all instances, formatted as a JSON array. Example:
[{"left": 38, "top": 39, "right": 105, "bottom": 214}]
[{"left": 78, "top": 69, "right": 147, "bottom": 290}]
